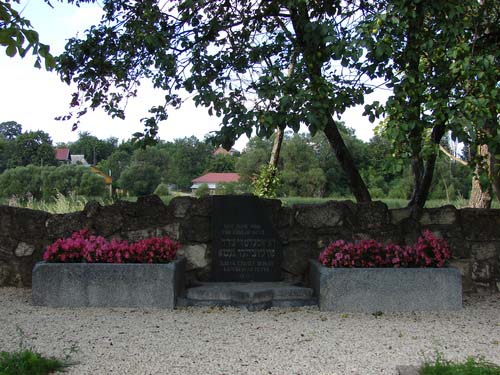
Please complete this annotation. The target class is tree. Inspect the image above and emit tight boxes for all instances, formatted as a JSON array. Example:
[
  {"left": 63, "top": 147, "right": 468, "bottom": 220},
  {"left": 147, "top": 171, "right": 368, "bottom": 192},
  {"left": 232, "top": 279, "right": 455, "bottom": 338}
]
[
  {"left": 279, "top": 133, "right": 326, "bottom": 197},
  {"left": 118, "top": 164, "right": 160, "bottom": 196},
  {"left": 56, "top": 0, "right": 377, "bottom": 202},
  {"left": 235, "top": 137, "right": 273, "bottom": 186},
  {"left": 162, "top": 137, "right": 212, "bottom": 190},
  {"left": 1, "top": 0, "right": 99, "bottom": 69},
  {"left": 11, "top": 130, "right": 57, "bottom": 167},
  {"left": 0, "top": 121, "right": 22, "bottom": 140},
  {"left": 96, "top": 149, "right": 131, "bottom": 188},
  {"left": 69, "top": 132, "right": 117, "bottom": 165},
  {"left": 360, "top": 0, "right": 499, "bottom": 209},
  {"left": 207, "top": 154, "right": 236, "bottom": 173}
]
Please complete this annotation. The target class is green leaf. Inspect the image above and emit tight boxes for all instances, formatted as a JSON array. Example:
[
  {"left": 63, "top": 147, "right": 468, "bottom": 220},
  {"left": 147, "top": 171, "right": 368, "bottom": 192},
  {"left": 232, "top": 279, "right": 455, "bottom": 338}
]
[{"left": 6, "top": 44, "right": 16, "bottom": 57}]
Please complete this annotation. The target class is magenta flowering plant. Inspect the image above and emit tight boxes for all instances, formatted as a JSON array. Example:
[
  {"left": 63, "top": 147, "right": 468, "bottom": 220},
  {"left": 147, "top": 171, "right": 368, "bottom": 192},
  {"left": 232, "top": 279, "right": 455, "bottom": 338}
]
[
  {"left": 318, "top": 230, "right": 451, "bottom": 268},
  {"left": 43, "top": 229, "right": 179, "bottom": 263}
]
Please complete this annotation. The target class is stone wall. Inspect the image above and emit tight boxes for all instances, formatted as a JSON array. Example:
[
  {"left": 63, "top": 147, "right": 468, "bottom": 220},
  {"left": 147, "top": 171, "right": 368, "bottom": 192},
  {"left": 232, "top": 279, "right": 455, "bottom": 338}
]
[{"left": 0, "top": 195, "right": 498, "bottom": 292}]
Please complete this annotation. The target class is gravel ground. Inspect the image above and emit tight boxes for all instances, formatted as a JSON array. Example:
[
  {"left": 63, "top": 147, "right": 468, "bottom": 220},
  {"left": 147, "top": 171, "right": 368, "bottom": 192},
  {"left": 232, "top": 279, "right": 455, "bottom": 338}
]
[{"left": 0, "top": 288, "right": 499, "bottom": 375}]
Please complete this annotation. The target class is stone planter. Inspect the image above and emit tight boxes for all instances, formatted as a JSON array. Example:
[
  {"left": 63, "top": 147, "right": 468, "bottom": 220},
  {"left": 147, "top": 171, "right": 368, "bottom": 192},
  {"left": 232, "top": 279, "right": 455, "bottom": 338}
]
[
  {"left": 310, "top": 260, "right": 462, "bottom": 312},
  {"left": 32, "top": 258, "right": 186, "bottom": 309}
]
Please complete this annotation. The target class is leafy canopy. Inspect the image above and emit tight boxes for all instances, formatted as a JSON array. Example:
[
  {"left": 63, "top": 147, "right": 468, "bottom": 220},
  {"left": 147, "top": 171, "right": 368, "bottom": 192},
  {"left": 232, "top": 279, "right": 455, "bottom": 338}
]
[{"left": 56, "top": 0, "right": 372, "bottom": 146}]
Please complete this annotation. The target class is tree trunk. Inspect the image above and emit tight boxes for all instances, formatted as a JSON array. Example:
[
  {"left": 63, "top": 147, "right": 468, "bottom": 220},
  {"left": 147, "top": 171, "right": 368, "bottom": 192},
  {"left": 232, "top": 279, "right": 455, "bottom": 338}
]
[
  {"left": 469, "top": 144, "right": 493, "bottom": 208},
  {"left": 289, "top": 2, "right": 371, "bottom": 203},
  {"left": 408, "top": 125, "right": 446, "bottom": 208},
  {"left": 269, "top": 127, "right": 284, "bottom": 168},
  {"left": 323, "top": 116, "right": 371, "bottom": 202}
]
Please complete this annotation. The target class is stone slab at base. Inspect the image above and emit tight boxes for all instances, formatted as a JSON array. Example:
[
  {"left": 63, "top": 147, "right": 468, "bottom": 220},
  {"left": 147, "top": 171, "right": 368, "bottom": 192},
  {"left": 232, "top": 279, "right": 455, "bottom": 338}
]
[
  {"left": 32, "top": 258, "right": 185, "bottom": 309},
  {"left": 310, "top": 260, "right": 462, "bottom": 312},
  {"left": 177, "top": 282, "right": 317, "bottom": 311}
]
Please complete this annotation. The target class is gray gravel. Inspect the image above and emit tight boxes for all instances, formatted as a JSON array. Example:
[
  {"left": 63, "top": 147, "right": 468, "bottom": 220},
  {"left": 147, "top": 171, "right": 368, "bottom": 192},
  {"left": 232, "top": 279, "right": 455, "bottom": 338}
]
[{"left": 0, "top": 287, "right": 499, "bottom": 375}]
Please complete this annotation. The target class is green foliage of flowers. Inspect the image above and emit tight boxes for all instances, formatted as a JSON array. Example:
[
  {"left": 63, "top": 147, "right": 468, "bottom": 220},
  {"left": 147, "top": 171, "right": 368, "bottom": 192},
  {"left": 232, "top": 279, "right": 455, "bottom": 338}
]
[
  {"left": 253, "top": 165, "right": 280, "bottom": 199},
  {"left": 0, "top": 350, "right": 66, "bottom": 375},
  {"left": 420, "top": 356, "right": 500, "bottom": 375}
]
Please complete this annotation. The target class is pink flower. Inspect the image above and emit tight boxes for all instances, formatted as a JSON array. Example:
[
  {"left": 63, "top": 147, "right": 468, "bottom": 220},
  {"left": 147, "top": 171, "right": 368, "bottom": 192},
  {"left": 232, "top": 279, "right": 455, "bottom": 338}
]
[
  {"left": 318, "top": 231, "right": 451, "bottom": 269},
  {"left": 43, "top": 229, "right": 179, "bottom": 264}
]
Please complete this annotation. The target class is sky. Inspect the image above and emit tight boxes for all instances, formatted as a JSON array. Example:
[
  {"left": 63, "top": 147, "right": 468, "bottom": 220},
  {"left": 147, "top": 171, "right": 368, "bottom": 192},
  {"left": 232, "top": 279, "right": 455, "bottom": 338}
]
[{"left": 0, "top": 1, "right": 389, "bottom": 151}]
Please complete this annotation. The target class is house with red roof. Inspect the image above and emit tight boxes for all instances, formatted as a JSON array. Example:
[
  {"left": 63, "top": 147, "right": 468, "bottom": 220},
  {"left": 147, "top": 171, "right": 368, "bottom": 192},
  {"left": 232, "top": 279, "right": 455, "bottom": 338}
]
[
  {"left": 54, "top": 148, "right": 71, "bottom": 163},
  {"left": 191, "top": 172, "right": 240, "bottom": 194}
]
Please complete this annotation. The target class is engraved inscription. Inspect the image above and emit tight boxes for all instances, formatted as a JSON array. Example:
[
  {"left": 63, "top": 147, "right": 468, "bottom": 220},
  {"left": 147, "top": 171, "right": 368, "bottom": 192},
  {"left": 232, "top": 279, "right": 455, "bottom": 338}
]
[{"left": 211, "top": 195, "right": 281, "bottom": 281}]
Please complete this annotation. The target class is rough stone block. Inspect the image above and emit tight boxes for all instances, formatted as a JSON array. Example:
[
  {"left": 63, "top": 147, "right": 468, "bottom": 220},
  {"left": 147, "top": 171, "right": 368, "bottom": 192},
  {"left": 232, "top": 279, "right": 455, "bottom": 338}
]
[
  {"left": 14, "top": 242, "right": 35, "bottom": 257},
  {"left": 156, "top": 223, "right": 180, "bottom": 240},
  {"left": 294, "top": 201, "right": 353, "bottom": 229},
  {"left": 180, "top": 216, "right": 210, "bottom": 242},
  {"left": 178, "top": 244, "right": 208, "bottom": 270},
  {"left": 448, "top": 259, "right": 475, "bottom": 293},
  {"left": 472, "top": 261, "right": 492, "bottom": 282},
  {"left": 471, "top": 242, "right": 497, "bottom": 261},
  {"left": 460, "top": 209, "right": 500, "bottom": 240},
  {"left": 169, "top": 196, "right": 193, "bottom": 218},
  {"left": 419, "top": 206, "right": 458, "bottom": 226},
  {"left": 353, "top": 201, "right": 390, "bottom": 229},
  {"left": 32, "top": 258, "right": 186, "bottom": 308},
  {"left": 310, "top": 260, "right": 462, "bottom": 312}
]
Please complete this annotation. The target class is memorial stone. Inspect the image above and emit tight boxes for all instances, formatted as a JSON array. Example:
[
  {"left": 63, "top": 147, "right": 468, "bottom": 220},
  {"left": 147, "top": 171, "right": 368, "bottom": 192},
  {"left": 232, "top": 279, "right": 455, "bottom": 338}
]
[{"left": 211, "top": 195, "right": 282, "bottom": 282}]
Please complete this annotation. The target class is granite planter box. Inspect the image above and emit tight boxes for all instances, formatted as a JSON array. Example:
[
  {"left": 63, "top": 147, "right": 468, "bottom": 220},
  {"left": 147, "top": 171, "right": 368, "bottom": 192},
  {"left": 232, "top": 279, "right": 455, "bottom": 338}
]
[
  {"left": 32, "top": 258, "right": 186, "bottom": 309},
  {"left": 310, "top": 260, "right": 462, "bottom": 312}
]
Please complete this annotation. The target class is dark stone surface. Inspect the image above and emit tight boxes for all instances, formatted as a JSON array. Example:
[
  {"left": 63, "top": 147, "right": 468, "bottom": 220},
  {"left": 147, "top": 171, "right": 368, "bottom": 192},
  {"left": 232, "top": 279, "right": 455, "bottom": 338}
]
[
  {"left": 461, "top": 209, "right": 500, "bottom": 240},
  {"left": 211, "top": 195, "right": 282, "bottom": 282}
]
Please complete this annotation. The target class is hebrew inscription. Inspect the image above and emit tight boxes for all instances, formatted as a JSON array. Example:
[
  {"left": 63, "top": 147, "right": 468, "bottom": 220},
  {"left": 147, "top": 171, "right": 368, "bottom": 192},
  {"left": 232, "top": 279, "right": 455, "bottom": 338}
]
[{"left": 211, "top": 195, "right": 281, "bottom": 282}]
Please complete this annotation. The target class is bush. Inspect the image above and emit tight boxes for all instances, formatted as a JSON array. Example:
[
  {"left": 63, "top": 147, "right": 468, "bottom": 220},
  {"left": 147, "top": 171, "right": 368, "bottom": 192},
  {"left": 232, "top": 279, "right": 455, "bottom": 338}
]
[
  {"left": 78, "top": 172, "right": 107, "bottom": 196},
  {"left": 214, "top": 182, "right": 238, "bottom": 195},
  {"left": 195, "top": 183, "right": 210, "bottom": 197},
  {"left": 118, "top": 165, "right": 161, "bottom": 196},
  {"left": 43, "top": 229, "right": 179, "bottom": 263},
  {"left": 153, "top": 182, "right": 170, "bottom": 196},
  {"left": 318, "top": 230, "right": 451, "bottom": 268},
  {"left": 253, "top": 164, "right": 280, "bottom": 198}
]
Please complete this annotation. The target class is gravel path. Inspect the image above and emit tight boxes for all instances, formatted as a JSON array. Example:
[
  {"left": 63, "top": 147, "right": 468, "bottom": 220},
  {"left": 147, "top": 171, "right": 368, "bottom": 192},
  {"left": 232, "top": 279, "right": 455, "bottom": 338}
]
[{"left": 0, "top": 288, "right": 499, "bottom": 375}]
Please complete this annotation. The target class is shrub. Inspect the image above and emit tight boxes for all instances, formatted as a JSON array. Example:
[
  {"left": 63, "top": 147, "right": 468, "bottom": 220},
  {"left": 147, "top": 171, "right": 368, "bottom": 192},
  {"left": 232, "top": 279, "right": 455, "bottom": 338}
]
[
  {"left": 154, "top": 182, "right": 170, "bottom": 196},
  {"left": 195, "top": 183, "right": 210, "bottom": 197},
  {"left": 214, "top": 182, "right": 237, "bottom": 195},
  {"left": 43, "top": 229, "right": 179, "bottom": 263},
  {"left": 118, "top": 164, "right": 161, "bottom": 196},
  {"left": 252, "top": 164, "right": 280, "bottom": 198},
  {"left": 78, "top": 172, "right": 107, "bottom": 196},
  {"left": 318, "top": 230, "right": 451, "bottom": 268}
]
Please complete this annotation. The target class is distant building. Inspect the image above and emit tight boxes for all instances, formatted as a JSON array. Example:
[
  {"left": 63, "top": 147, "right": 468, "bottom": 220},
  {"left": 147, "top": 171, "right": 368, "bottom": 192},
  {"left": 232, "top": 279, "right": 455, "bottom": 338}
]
[
  {"left": 213, "top": 147, "right": 239, "bottom": 156},
  {"left": 191, "top": 172, "right": 240, "bottom": 194},
  {"left": 70, "top": 154, "right": 89, "bottom": 166},
  {"left": 54, "top": 148, "right": 71, "bottom": 163}
]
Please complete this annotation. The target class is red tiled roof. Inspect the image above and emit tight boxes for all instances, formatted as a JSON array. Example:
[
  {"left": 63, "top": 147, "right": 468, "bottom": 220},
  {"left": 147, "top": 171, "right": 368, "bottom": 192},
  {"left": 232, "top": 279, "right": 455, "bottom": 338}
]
[
  {"left": 213, "top": 147, "right": 230, "bottom": 156},
  {"left": 55, "top": 148, "right": 70, "bottom": 161},
  {"left": 192, "top": 173, "right": 240, "bottom": 184}
]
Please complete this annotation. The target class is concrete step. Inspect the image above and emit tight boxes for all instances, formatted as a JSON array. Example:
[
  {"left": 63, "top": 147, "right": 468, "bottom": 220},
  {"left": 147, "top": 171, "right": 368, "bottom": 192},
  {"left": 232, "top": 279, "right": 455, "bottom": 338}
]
[{"left": 177, "top": 282, "right": 317, "bottom": 311}]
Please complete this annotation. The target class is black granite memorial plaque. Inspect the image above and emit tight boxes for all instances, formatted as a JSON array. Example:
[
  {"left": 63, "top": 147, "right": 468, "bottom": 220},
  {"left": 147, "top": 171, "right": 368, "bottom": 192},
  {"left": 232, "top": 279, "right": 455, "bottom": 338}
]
[{"left": 211, "top": 195, "right": 282, "bottom": 282}]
